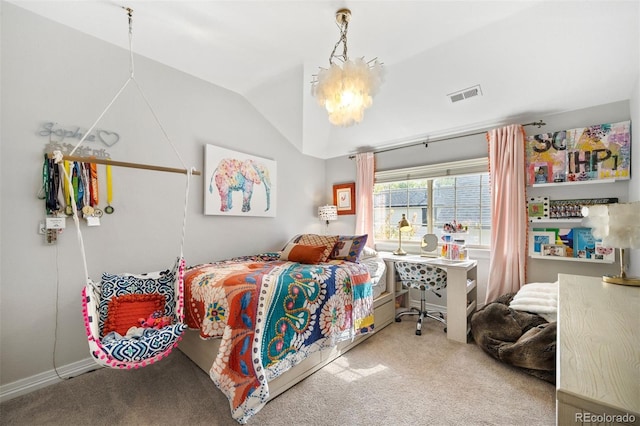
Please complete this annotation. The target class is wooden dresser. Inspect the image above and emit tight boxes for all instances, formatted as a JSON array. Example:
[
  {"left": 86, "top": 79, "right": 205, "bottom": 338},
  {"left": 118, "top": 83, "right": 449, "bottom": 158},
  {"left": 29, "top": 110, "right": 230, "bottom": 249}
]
[{"left": 557, "top": 274, "right": 640, "bottom": 425}]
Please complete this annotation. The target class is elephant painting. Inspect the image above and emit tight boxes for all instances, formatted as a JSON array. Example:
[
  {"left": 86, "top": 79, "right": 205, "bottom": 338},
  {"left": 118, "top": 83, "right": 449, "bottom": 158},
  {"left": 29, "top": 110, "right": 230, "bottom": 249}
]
[{"left": 209, "top": 158, "right": 271, "bottom": 213}]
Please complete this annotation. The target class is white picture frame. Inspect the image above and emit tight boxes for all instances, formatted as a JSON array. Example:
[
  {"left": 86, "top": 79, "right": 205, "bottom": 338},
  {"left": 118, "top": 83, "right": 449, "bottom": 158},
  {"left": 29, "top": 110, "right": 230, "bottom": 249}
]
[
  {"left": 529, "top": 230, "right": 557, "bottom": 256},
  {"left": 204, "top": 145, "right": 276, "bottom": 217},
  {"left": 527, "top": 196, "right": 550, "bottom": 221}
]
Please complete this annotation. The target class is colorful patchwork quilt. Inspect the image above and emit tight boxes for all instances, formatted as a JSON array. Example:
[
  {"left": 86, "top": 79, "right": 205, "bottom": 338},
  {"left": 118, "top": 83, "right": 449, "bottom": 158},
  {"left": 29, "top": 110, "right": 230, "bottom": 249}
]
[{"left": 184, "top": 253, "right": 374, "bottom": 423}]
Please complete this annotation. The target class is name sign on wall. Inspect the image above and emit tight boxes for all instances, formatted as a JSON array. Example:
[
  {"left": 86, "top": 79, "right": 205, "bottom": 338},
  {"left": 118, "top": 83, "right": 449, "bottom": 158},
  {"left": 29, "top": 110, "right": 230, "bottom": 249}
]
[{"left": 38, "top": 122, "right": 120, "bottom": 147}]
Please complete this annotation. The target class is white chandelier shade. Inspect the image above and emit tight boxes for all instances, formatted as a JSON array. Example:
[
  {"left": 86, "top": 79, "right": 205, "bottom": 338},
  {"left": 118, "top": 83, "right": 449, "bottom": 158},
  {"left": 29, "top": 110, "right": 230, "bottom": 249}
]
[{"left": 311, "top": 9, "right": 384, "bottom": 127}]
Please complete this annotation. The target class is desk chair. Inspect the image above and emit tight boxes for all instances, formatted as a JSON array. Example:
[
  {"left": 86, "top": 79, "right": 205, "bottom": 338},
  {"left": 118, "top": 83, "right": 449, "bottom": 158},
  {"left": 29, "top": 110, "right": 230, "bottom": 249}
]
[{"left": 394, "top": 261, "right": 447, "bottom": 335}]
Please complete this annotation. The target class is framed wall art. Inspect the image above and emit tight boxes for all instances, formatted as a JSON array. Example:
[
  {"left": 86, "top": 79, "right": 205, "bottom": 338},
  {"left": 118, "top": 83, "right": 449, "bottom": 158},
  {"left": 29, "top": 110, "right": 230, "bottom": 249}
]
[
  {"left": 526, "top": 120, "right": 631, "bottom": 185},
  {"left": 204, "top": 144, "right": 276, "bottom": 217},
  {"left": 333, "top": 182, "right": 355, "bottom": 215}
]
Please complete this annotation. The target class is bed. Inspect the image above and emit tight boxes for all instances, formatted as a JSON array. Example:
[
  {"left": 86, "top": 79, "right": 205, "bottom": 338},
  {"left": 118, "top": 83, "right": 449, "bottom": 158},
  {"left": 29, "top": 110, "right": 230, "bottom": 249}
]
[
  {"left": 178, "top": 235, "right": 394, "bottom": 423},
  {"left": 470, "top": 282, "right": 557, "bottom": 384}
]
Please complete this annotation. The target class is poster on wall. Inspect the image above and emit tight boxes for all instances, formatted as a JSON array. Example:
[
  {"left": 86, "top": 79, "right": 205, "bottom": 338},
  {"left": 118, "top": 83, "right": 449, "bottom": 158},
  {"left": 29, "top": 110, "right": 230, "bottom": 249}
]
[
  {"left": 204, "top": 144, "right": 276, "bottom": 217},
  {"left": 525, "top": 130, "right": 568, "bottom": 185},
  {"left": 566, "top": 120, "right": 631, "bottom": 181},
  {"left": 525, "top": 120, "right": 631, "bottom": 184}
]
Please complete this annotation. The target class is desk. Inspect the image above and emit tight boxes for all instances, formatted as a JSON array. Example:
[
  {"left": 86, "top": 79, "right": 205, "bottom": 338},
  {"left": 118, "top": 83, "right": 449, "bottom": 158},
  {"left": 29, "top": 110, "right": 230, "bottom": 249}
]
[
  {"left": 556, "top": 274, "right": 640, "bottom": 425},
  {"left": 380, "top": 253, "right": 478, "bottom": 343}
]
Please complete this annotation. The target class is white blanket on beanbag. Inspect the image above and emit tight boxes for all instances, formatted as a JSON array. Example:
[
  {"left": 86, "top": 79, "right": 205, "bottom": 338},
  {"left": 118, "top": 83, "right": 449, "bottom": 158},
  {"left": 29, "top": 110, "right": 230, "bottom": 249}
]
[{"left": 509, "top": 281, "right": 558, "bottom": 322}]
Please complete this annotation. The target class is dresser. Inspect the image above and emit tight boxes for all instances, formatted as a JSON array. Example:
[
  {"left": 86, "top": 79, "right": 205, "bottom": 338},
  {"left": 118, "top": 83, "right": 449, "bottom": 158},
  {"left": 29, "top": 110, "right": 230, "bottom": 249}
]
[{"left": 557, "top": 274, "right": 640, "bottom": 425}]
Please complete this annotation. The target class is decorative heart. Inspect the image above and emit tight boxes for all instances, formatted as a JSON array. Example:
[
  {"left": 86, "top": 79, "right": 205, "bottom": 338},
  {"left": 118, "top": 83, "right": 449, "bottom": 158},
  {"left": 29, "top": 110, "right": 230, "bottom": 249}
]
[{"left": 97, "top": 130, "right": 120, "bottom": 147}]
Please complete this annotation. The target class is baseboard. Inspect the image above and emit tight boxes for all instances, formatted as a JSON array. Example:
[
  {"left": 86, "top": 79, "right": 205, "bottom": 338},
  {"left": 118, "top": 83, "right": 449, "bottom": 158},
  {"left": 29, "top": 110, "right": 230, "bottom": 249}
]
[{"left": 0, "top": 357, "right": 100, "bottom": 403}]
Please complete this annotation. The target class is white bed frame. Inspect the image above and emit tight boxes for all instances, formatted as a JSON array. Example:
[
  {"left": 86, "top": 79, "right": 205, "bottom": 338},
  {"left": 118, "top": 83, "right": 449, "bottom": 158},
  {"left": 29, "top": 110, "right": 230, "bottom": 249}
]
[{"left": 179, "top": 269, "right": 395, "bottom": 401}]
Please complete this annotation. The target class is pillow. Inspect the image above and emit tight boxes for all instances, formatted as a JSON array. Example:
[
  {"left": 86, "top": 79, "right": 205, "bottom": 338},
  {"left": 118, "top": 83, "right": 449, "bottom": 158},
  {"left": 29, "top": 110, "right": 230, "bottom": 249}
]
[
  {"left": 103, "top": 293, "right": 166, "bottom": 336},
  {"left": 360, "top": 246, "right": 378, "bottom": 260},
  {"left": 330, "top": 234, "right": 368, "bottom": 262},
  {"left": 280, "top": 234, "right": 302, "bottom": 250},
  {"left": 279, "top": 243, "right": 327, "bottom": 264},
  {"left": 296, "top": 234, "right": 339, "bottom": 262},
  {"left": 509, "top": 281, "right": 558, "bottom": 322},
  {"left": 98, "top": 258, "right": 180, "bottom": 333}
]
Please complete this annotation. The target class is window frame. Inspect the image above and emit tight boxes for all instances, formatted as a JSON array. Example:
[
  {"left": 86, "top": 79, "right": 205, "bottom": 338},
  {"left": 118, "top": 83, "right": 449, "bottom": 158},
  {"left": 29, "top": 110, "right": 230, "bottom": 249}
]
[{"left": 374, "top": 157, "right": 490, "bottom": 249}]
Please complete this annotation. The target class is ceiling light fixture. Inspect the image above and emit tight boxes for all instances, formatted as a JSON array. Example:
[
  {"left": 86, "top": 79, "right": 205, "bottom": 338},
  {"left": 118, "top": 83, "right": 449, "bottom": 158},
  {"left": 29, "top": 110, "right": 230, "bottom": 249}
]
[{"left": 311, "top": 8, "right": 384, "bottom": 127}]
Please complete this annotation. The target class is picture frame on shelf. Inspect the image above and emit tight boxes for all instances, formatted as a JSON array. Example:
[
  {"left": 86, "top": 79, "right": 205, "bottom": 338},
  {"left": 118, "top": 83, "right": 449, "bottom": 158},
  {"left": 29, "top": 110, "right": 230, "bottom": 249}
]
[
  {"left": 594, "top": 242, "right": 615, "bottom": 262},
  {"left": 549, "top": 197, "right": 618, "bottom": 219},
  {"left": 529, "top": 230, "right": 557, "bottom": 256},
  {"left": 527, "top": 196, "right": 550, "bottom": 221},
  {"left": 529, "top": 162, "right": 553, "bottom": 185},
  {"left": 541, "top": 244, "right": 567, "bottom": 257},
  {"left": 333, "top": 182, "right": 356, "bottom": 215},
  {"left": 573, "top": 227, "right": 596, "bottom": 259}
]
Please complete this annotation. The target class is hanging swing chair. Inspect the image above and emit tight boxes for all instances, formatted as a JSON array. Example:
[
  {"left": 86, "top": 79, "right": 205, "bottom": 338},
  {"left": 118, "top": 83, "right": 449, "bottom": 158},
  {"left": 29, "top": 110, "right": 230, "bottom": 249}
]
[
  {"left": 82, "top": 258, "right": 187, "bottom": 369},
  {"left": 53, "top": 8, "right": 198, "bottom": 369}
]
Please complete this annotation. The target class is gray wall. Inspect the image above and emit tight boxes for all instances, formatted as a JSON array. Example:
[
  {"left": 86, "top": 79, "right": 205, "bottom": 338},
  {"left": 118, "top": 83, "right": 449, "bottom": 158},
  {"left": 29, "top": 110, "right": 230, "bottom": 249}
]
[{"left": 0, "top": 3, "right": 326, "bottom": 388}]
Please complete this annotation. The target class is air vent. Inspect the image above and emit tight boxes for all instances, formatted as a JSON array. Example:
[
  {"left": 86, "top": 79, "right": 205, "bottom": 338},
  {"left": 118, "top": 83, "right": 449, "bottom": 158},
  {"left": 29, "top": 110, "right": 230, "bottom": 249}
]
[{"left": 448, "top": 85, "right": 483, "bottom": 103}]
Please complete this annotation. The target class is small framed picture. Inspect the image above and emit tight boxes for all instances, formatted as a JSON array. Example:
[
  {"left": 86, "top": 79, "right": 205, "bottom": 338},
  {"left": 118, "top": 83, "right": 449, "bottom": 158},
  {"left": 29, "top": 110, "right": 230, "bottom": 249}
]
[
  {"left": 528, "top": 162, "right": 553, "bottom": 185},
  {"left": 529, "top": 230, "right": 557, "bottom": 256},
  {"left": 527, "top": 196, "right": 550, "bottom": 221},
  {"left": 541, "top": 244, "right": 566, "bottom": 257},
  {"left": 594, "top": 242, "right": 615, "bottom": 262},
  {"left": 333, "top": 182, "right": 356, "bottom": 215}
]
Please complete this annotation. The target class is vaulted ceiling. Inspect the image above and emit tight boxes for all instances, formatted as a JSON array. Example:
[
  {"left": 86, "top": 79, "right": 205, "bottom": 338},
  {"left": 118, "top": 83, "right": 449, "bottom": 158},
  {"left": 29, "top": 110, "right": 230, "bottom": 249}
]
[{"left": 8, "top": 1, "right": 640, "bottom": 159}]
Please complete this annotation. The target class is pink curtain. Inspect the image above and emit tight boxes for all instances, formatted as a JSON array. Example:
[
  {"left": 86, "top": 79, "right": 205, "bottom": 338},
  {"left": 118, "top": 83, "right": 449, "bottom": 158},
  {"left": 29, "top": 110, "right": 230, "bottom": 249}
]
[
  {"left": 355, "top": 152, "right": 375, "bottom": 248},
  {"left": 485, "top": 124, "right": 527, "bottom": 303}
]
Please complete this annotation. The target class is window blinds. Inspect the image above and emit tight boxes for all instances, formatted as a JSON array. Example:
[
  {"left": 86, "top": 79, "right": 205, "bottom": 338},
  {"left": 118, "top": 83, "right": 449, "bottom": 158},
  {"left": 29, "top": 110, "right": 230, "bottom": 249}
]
[{"left": 374, "top": 157, "right": 488, "bottom": 183}]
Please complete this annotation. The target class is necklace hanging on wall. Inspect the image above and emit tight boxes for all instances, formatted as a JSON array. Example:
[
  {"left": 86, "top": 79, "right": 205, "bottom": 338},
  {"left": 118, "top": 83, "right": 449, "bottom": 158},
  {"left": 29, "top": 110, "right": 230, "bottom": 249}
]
[
  {"left": 43, "top": 154, "right": 61, "bottom": 214},
  {"left": 90, "top": 163, "right": 103, "bottom": 217},
  {"left": 104, "top": 163, "right": 114, "bottom": 214},
  {"left": 81, "top": 162, "right": 94, "bottom": 217},
  {"left": 63, "top": 160, "right": 74, "bottom": 216}
]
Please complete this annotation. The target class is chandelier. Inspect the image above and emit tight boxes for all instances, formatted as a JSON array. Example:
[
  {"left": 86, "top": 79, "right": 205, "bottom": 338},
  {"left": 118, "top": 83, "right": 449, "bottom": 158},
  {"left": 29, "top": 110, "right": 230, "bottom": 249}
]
[{"left": 311, "top": 8, "right": 384, "bottom": 127}]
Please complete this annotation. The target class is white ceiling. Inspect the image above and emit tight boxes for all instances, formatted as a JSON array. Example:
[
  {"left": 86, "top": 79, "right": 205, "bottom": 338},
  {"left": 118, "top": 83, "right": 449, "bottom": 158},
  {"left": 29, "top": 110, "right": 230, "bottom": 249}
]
[{"left": 8, "top": 1, "right": 640, "bottom": 159}]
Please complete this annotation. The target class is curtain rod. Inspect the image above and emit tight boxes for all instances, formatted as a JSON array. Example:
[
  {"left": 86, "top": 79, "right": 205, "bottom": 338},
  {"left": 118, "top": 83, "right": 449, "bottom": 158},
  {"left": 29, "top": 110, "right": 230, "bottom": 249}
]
[
  {"left": 47, "top": 153, "right": 202, "bottom": 176},
  {"left": 348, "top": 120, "right": 546, "bottom": 159}
]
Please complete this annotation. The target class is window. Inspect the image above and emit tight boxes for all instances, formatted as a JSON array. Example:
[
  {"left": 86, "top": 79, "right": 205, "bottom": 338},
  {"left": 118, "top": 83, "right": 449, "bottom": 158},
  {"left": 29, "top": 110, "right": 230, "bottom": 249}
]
[{"left": 373, "top": 158, "right": 491, "bottom": 247}]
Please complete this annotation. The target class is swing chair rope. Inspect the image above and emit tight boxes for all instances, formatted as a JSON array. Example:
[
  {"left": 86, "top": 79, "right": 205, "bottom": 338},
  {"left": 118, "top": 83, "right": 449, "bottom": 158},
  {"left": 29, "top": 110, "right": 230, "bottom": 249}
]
[
  {"left": 55, "top": 151, "right": 91, "bottom": 284},
  {"left": 53, "top": 7, "right": 193, "bottom": 286}
]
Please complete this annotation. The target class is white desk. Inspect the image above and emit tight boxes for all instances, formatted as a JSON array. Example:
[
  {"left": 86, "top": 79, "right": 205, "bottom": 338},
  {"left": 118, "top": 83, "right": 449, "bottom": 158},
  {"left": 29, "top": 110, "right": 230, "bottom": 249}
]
[
  {"left": 557, "top": 274, "right": 640, "bottom": 424},
  {"left": 380, "top": 253, "right": 478, "bottom": 343}
]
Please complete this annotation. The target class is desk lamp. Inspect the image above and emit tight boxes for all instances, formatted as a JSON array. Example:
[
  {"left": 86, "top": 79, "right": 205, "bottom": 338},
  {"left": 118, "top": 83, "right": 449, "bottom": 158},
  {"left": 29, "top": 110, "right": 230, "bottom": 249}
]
[
  {"left": 393, "top": 214, "right": 412, "bottom": 256},
  {"left": 582, "top": 202, "right": 640, "bottom": 286}
]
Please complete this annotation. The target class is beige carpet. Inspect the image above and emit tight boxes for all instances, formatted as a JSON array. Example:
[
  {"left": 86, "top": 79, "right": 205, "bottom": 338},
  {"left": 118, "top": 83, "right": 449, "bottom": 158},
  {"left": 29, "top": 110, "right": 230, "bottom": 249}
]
[{"left": 0, "top": 319, "right": 555, "bottom": 425}]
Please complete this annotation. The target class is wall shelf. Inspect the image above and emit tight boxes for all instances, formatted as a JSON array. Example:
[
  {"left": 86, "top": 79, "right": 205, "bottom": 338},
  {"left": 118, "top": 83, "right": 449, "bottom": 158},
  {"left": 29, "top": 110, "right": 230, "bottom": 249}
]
[
  {"left": 530, "top": 178, "right": 616, "bottom": 188},
  {"left": 529, "top": 254, "right": 614, "bottom": 264},
  {"left": 530, "top": 218, "right": 583, "bottom": 224}
]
